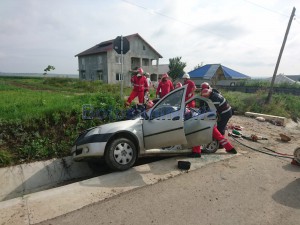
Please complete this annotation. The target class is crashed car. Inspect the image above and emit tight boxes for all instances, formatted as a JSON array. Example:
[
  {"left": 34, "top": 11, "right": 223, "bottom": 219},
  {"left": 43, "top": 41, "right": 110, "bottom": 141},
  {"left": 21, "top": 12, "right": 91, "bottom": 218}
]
[{"left": 71, "top": 85, "right": 218, "bottom": 171}]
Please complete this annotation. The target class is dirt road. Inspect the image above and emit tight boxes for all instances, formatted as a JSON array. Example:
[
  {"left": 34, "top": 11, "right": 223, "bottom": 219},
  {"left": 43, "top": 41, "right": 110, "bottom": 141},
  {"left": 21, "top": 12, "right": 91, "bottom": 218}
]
[{"left": 37, "top": 115, "right": 300, "bottom": 225}]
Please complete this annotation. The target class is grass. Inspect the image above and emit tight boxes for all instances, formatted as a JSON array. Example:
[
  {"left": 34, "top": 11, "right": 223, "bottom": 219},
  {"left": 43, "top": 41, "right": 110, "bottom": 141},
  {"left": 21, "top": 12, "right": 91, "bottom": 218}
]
[{"left": 0, "top": 76, "right": 299, "bottom": 167}]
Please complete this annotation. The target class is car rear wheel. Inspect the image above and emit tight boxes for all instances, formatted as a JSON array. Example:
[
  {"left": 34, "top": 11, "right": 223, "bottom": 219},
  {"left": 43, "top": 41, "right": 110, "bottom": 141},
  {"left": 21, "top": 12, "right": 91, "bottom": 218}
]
[
  {"left": 201, "top": 139, "right": 219, "bottom": 154},
  {"left": 105, "top": 137, "right": 137, "bottom": 171}
]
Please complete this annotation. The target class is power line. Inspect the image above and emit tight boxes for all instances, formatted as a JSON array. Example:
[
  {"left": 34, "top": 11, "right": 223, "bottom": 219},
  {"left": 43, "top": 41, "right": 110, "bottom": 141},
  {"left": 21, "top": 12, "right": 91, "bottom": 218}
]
[
  {"left": 121, "top": 0, "right": 233, "bottom": 40},
  {"left": 243, "top": 0, "right": 300, "bottom": 25}
]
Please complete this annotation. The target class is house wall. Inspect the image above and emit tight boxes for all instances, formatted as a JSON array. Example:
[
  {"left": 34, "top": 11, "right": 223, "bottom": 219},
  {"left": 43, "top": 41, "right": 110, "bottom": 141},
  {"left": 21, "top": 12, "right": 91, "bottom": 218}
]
[
  {"left": 78, "top": 53, "right": 108, "bottom": 82},
  {"left": 106, "top": 37, "right": 160, "bottom": 86}
]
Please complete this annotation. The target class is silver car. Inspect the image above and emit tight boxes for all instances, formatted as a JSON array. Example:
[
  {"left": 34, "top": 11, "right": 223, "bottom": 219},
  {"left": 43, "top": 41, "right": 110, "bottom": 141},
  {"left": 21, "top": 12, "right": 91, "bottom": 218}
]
[{"left": 71, "top": 86, "right": 218, "bottom": 171}]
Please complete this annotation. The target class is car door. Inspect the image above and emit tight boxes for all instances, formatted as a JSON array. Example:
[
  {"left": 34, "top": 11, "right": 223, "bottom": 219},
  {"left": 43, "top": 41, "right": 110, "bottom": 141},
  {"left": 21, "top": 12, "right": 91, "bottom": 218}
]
[
  {"left": 142, "top": 86, "right": 187, "bottom": 150},
  {"left": 183, "top": 96, "right": 217, "bottom": 147}
]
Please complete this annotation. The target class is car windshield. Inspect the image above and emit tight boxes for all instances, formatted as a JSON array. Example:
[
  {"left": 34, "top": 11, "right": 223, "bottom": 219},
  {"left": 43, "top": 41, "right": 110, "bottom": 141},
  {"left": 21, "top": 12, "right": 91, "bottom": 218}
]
[{"left": 151, "top": 88, "right": 184, "bottom": 119}]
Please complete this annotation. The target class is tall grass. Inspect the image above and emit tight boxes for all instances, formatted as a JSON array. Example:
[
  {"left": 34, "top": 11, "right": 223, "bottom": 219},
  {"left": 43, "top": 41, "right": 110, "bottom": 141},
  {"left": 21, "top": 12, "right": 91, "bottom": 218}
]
[{"left": 1, "top": 76, "right": 299, "bottom": 167}]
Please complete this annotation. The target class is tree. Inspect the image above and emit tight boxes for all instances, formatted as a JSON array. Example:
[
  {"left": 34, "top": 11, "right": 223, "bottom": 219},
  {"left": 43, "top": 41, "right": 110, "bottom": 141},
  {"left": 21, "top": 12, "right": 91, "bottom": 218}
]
[
  {"left": 43, "top": 65, "right": 55, "bottom": 75},
  {"left": 168, "top": 57, "right": 186, "bottom": 80},
  {"left": 193, "top": 62, "right": 204, "bottom": 70}
]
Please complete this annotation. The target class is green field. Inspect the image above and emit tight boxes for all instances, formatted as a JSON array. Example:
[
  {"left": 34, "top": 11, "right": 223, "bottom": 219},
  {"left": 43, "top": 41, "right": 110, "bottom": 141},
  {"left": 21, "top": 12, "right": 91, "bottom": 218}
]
[{"left": 0, "top": 76, "right": 299, "bottom": 167}]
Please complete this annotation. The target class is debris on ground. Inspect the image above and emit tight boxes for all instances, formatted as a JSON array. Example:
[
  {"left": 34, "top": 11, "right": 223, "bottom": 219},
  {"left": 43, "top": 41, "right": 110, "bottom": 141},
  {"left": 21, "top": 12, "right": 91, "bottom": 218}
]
[
  {"left": 256, "top": 117, "right": 266, "bottom": 122},
  {"left": 279, "top": 133, "right": 291, "bottom": 142}
]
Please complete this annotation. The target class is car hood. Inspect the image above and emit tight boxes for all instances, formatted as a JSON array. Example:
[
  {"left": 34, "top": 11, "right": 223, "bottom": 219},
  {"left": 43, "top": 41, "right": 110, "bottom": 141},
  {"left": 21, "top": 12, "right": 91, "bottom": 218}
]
[{"left": 98, "top": 117, "right": 142, "bottom": 134}]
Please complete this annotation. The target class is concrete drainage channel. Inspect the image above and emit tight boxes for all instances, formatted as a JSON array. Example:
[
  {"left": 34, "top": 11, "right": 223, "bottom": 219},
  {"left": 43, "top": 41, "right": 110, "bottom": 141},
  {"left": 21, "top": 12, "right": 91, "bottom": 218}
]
[
  {"left": 0, "top": 155, "right": 172, "bottom": 202},
  {"left": 0, "top": 151, "right": 238, "bottom": 225}
]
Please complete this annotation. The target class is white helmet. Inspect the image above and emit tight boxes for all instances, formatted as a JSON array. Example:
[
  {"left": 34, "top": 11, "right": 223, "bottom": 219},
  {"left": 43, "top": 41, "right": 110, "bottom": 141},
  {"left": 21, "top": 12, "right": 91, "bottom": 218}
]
[{"left": 182, "top": 73, "right": 190, "bottom": 79}]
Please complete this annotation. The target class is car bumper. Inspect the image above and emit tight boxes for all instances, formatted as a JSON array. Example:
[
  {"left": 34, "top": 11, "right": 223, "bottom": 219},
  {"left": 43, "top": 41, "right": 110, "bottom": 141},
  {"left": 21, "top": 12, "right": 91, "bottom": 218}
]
[{"left": 71, "top": 142, "right": 107, "bottom": 161}]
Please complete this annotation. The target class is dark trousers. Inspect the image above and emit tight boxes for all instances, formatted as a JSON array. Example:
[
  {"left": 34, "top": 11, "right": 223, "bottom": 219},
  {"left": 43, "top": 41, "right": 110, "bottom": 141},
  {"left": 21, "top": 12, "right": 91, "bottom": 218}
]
[{"left": 217, "top": 109, "right": 232, "bottom": 135}]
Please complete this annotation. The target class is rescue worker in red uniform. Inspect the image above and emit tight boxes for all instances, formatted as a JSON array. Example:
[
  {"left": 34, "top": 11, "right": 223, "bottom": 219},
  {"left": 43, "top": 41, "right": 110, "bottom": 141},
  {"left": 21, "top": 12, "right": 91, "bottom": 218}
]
[
  {"left": 201, "top": 82, "right": 220, "bottom": 94},
  {"left": 190, "top": 126, "right": 237, "bottom": 157},
  {"left": 156, "top": 73, "right": 174, "bottom": 98},
  {"left": 175, "top": 82, "right": 182, "bottom": 89},
  {"left": 126, "top": 68, "right": 149, "bottom": 106},
  {"left": 201, "top": 88, "right": 232, "bottom": 135},
  {"left": 182, "top": 73, "right": 196, "bottom": 108}
]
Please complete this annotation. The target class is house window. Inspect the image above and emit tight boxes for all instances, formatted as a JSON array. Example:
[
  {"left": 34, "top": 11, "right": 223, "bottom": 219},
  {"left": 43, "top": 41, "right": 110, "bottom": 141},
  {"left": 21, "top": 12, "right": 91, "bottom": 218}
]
[
  {"left": 116, "top": 56, "right": 121, "bottom": 64},
  {"left": 116, "top": 73, "right": 123, "bottom": 81},
  {"left": 81, "top": 58, "right": 85, "bottom": 69},
  {"left": 143, "top": 45, "right": 146, "bottom": 50},
  {"left": 151, "top": 59, "right": 157, "bottom": 66},
  {"left": 97, "top": 70, "right": 103, "bottom": 80},
  {"left": 81, "top": 71, "right": 86, "bottom": 80},
  {"left": 98, "top": 56, "right": 103, "bottom": 64},
  {"left": 142, "top": 58, "right": 149, "bottom": 66},
  {"left": 151, "top": 74, "right": 158, "bottom": 82}
]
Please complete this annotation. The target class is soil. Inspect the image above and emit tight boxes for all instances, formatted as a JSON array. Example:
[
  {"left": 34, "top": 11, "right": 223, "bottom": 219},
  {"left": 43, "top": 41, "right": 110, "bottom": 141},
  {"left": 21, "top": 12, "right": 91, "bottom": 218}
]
[{"left": 228, "top": 115, "right": 300, "bottom": 158}]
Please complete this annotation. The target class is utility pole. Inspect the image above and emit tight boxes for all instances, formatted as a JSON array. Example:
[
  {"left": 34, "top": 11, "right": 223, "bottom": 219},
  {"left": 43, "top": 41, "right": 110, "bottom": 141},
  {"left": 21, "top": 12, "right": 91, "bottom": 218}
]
[{"left": 266, "top": 7, "right": 296, "bottom": 104}]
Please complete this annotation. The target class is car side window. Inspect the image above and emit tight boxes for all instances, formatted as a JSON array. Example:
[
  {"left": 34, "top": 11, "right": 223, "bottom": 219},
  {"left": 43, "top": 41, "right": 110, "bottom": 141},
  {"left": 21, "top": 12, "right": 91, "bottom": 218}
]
[
  {"left": 151, "top": 89, "right": 184, "bottom": 119},
  {"left": 194, "top": 99, "right": 211, "bottom": 114},
  {"left": 184, "top": 99, "right": 212, "bottom": 121}
]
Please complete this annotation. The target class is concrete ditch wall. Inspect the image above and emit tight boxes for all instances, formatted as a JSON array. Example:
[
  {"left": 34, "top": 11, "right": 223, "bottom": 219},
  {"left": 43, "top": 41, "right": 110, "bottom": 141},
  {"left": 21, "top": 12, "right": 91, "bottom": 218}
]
[{"left": 0, "top": 156, "right": 95, "bottom": 201}]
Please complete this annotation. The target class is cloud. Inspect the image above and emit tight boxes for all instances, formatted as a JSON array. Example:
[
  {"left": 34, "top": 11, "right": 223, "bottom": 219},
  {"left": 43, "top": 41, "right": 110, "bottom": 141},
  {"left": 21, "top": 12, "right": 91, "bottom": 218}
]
[{"left": 0, "top": 0, "right": 299, "bottom": 77}]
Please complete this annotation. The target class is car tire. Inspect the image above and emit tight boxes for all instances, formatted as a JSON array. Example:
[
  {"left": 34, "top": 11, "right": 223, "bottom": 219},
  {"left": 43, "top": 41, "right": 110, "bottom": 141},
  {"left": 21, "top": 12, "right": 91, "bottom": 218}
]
[
  {"left": 201, "top": 139, "right": 219, "bottom": 154},
  {"left": 105, "top": 137, "right": 137, "bottom": 171}
]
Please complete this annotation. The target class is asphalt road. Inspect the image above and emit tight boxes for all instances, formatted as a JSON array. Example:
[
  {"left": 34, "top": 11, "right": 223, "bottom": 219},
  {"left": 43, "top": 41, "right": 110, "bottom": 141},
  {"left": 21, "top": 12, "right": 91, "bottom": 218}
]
[{"left": 37, "top": 149, "right": 300, "bottom": 225}]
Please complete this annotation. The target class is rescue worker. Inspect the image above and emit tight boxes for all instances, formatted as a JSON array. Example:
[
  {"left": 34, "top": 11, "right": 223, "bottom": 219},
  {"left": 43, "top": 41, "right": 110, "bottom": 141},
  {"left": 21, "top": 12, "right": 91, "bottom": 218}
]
[
  {"left": 182, "top": 73, "right": 196, "bottom": 108},
  {"left": 126, "top": 67, "right": 149, "bottom": 106},
  {"left": 190, "top": 126, "right": 237, "bottom": 157},
  {"left": 201, "top": 82, "right": 220, "bottom": 94},
  {"left": 156, "top": 73, "right": 174, "bottom": 98},
  {"left": 201, "top": 88, "right": 232, "bottom": 135},
  {"left": 175, "top": 82, "right": 182, "bottom": 89}
]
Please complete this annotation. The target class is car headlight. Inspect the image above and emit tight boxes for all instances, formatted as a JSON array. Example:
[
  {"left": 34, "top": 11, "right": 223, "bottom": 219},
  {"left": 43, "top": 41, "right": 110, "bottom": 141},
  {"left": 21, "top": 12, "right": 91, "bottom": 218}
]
[{"left": 85, "top": 127, "right": 102, "bottom": 136}]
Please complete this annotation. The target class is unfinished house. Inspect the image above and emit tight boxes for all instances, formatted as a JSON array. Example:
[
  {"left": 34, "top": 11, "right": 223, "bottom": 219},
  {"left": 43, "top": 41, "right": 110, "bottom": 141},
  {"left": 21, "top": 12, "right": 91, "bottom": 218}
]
[{"left": 75, "top": 33, "right": 163, "bottom": 86}]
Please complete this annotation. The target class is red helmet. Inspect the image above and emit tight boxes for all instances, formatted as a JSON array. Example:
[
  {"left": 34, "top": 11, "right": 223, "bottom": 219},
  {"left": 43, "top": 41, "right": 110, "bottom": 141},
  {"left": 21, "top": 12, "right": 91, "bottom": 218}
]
[
  {"left": 201, "top": 82, "right": 210, "bottom": 89},
  {"left": 137, "top": 68, "right": 144, "bottom": 76},
  {"left": 175, "top": 82, "right": 182, "bottom": 88},
  {"left": 201, "top": 88, "right": 212, "bottom": 97},
  {"left": 146, "top": 100, "right": 154, "bottom": 109},
  {"left": 162, "top": 73, "right": 169, "bottom": 79}
]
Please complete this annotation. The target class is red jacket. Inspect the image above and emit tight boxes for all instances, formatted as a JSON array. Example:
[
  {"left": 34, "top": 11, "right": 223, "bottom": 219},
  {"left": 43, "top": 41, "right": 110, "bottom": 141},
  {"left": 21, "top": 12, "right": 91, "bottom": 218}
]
[
  {"left": 156, "top": 80, "right": 174, "bottom": 98},
  {"left": 184, "top": 79, "right": 196, "bottom": 100},
  {"left": 131, "top": 75, "right": 148, "bottom": 92}
]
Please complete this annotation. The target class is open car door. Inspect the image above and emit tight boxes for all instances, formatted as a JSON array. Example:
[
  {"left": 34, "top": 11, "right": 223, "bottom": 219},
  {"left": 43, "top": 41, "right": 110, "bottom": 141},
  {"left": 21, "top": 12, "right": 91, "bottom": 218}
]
[
  {"left": 142, "top": 86, "right": 187, "bottom": 150},
  {"left": 183, "top": 96, "right": 217, "bottom": 147}
]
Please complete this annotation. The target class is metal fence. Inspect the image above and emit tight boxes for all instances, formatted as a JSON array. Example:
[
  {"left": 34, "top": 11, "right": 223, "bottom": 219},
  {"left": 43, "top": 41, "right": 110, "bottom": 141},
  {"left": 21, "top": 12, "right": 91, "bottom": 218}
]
[{"left": 216, "top": 86, "right": 300, "bottom": 96}]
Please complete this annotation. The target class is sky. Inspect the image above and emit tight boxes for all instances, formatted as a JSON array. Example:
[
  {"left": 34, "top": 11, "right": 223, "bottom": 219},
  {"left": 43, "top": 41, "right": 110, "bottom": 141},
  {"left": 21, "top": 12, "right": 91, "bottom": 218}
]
[{"left": 0, "top": 0, "right": 299, "bottom": 77}]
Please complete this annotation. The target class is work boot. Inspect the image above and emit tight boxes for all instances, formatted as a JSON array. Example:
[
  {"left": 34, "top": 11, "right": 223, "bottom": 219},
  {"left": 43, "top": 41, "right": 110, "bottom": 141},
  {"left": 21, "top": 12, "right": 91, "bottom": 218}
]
[
  {"left": 226, "top": 148, "right": 237, "bottom": 154},
  {"left": 188, "top": 152, "right": 201, "bottom": 158}
]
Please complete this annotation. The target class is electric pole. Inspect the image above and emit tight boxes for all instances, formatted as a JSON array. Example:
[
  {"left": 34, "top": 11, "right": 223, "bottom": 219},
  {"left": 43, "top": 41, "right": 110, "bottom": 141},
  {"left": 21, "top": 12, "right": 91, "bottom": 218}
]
[{"left": 266, "top": 7, "right": 296, "bottom": 104}]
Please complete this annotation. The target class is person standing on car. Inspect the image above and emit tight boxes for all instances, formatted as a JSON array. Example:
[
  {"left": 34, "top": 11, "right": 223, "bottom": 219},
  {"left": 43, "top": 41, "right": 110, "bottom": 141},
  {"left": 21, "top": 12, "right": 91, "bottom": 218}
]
[
  {"left": 126, "top": 67, "right": 148, "bottom": 107},
  {"left": 182, "top": 73, "right": 196, "bottom": 108},
  {"left": 201, "top": 88, "right": 232, "bottom": 135},
  {"left": 156, "top": 73, "right": 174, "bottom": 98}
]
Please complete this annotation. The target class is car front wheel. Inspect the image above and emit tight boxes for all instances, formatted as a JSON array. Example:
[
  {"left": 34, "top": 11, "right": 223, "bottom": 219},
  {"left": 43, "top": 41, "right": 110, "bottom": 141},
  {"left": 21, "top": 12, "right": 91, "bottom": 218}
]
[{"left": 105, "top": 137, "right": 137, "bottom": 171}]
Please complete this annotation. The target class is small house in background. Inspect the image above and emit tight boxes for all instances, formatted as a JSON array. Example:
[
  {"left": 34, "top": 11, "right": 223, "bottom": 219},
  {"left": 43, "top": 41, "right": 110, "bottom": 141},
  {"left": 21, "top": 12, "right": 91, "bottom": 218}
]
[
  {"left": 265, "top": 74, "right": 300, "bottom": 84},
  {"left": 188, "top": 64, "right": 250, "bottom": 87},
  {"left": 285, "top": 75, "right": 300, "bottom": 83},
  {"left": 75, "top": 33, "right": 163, "bottom": 86}
]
